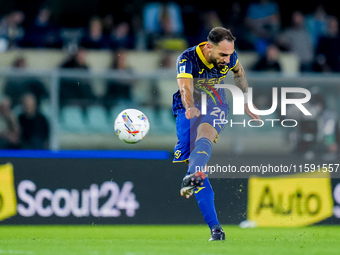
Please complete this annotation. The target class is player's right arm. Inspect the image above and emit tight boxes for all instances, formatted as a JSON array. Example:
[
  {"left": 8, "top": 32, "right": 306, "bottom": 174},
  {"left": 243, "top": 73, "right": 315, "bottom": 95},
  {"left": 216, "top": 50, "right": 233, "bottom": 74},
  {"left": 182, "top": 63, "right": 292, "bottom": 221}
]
[
  {"left": 176, "top": 56, "right": 200, "bottom": 119},
  {"left": 177, "top": 78, "right": 200, "bottom": 119}
]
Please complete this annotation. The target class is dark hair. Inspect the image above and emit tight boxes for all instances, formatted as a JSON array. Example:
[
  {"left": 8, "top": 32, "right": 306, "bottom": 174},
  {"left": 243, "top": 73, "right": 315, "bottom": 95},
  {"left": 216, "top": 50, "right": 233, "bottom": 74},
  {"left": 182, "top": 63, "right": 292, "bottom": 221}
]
[{"left": 207, "top": 27, "right": 236, "bottom": 45}]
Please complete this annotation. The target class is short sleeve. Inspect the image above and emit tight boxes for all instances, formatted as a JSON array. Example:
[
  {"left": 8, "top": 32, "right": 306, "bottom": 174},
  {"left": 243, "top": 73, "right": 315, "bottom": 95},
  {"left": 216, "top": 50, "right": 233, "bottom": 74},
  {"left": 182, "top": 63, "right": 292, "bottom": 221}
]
[{"left": 176, "top": 56, "right": 193, "bottom": 79}]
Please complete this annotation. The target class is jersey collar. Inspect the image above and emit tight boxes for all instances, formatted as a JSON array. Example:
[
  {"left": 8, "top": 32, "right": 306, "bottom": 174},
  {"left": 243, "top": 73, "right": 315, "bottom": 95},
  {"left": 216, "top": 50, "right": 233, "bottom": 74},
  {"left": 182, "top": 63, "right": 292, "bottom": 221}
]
[{"left": 196, "top": 42, "right": 214, "bottom": 69}]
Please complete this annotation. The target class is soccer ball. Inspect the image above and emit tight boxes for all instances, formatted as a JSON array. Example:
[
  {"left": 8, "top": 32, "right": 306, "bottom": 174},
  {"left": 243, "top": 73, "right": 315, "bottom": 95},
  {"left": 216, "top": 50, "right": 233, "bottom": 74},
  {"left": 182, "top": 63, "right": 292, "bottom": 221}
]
[{"left": 114, "top": 109, "right": 150, "bottom": 144}]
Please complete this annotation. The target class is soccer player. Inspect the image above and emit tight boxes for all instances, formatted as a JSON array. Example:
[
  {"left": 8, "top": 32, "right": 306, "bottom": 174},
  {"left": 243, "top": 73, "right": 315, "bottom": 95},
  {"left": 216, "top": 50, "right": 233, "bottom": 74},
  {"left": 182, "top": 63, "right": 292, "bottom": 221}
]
[{"left": 172, "top": 27, "right": 260, "bottom": 241}]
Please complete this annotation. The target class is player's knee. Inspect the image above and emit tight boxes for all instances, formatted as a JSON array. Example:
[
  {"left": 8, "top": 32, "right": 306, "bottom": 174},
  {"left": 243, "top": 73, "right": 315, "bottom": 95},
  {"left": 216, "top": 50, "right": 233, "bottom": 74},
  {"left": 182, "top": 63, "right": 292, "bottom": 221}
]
[{"left": 196, "top": 124, "right": 217, "bottom": 143}]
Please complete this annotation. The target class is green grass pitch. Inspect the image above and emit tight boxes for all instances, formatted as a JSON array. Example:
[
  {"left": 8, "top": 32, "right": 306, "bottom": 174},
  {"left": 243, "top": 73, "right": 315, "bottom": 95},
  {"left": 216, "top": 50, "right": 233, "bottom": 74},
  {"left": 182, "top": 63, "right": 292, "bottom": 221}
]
[{"left": 0, "top": 225, "right": 340, "bottom": 255}]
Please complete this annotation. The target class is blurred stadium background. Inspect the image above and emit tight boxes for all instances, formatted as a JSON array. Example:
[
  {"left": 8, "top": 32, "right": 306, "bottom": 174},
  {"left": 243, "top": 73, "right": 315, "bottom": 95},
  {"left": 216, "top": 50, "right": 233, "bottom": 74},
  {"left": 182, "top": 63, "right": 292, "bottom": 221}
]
[
  {"left": 0, "top": 0, "right": 339, "bottom": 153},
  {"left": 1, "top": 1, "right": 340, "bottom": 253}
]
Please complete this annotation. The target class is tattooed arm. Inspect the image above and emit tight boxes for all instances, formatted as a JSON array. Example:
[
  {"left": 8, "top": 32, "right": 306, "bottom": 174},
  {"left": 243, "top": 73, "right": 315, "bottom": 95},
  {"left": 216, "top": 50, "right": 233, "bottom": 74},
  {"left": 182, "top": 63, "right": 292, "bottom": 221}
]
[{"left": 231, "top": 61, "right": 261, "bottom": 122}]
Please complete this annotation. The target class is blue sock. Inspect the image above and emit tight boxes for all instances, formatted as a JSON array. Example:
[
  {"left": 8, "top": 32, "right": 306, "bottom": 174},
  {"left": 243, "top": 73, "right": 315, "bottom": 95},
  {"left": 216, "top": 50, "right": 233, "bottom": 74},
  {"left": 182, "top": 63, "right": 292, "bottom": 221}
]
[
  {"left": 187, "top": 137, "right": 220, "bottom": 229},
  {"left": 194, "top": 177, "right": 220, "bottom": 230},
  {"left": 188, "top": 137, "right": 212, "bottom": 174}
]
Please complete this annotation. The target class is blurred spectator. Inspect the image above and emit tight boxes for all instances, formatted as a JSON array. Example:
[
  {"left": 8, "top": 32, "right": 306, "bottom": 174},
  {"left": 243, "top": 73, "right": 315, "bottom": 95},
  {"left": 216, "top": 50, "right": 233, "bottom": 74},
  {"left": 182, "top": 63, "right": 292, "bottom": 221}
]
[
  {"left": 251, "top": 44, "right": 281, "bottom": 112},
  {"left": 286, "top": 91, "right": 339, "bottom": 160},
  {"left": 81, "top": 16, "right": 109, "bottom": 49},
  {"left": 20, "top": 4, "right": 61, "bottom": 48},
  {"left": 245, "top": 0, "right": 280, "bottom": 54},
  {"left": 131, "top": 13, "right": 147, "bottom": 50},
  {"left": 252, "top": 44, "right": 282, "bottom": 72},
  {"left": 104, "top": 49, "right": 134, "bottom": 108},
  {"left": 143, "top": 2, "right": 183, "bottom": 34},
  {"left": 109, "top": 22, "right": 134, "bottom": 49},
  {"left": 0, "top": 11, "right": 25, "bottom": 51},
  {"left": 154, "top": 10, "right": 188, "bottom": 51},
  {"left": 305, "top": 4, "right": 328, "bottom": 47},
  {"left": 277, "top": 11, "right": 314, "bottom": 72},
  {"left": 59, "top": 48, "right": 95, "bottom": 107},
  {"left": 315, "top": 16, "right": 340, "bottom": 72},
  {"left": 224, "top": 2, "right": 253, "bottom": 50},
  {"left": 143, "top": 2, "right": 184, "bottom": 49},
  {"left": 199, "top": 10, "right": 223, "bottom": 42},
  {"left": 0, "top": 97, "right": 20, "bottom": 149},
  {"left": 159, "top": 51, "right": 173, "bottom": 69},
  {"left": 102, "top": 14, "right": 114, "bottom": 36},
  {"left": 312, "top": 95, "right": 339, "bottom": 158},
  {"left": 4, "top": 56, "right": 49, "bottom": 108},
  {"left": 18, "top": 93, "right": 49, "bottom": 149}
]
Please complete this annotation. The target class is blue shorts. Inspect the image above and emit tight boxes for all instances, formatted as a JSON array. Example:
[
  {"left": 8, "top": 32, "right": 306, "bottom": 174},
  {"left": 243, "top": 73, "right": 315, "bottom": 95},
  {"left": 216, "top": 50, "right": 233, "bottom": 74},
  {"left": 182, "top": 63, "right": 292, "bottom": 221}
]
[{"left": 173, "top": 103, "right": 229, "bottom": 163}]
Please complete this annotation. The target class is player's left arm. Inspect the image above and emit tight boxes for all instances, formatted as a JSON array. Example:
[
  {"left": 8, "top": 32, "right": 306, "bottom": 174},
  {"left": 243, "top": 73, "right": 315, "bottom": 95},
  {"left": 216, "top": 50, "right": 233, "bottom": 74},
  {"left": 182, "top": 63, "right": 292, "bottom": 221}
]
[{"left": 231, "top": 61, "right": 261, "bottom": 123}]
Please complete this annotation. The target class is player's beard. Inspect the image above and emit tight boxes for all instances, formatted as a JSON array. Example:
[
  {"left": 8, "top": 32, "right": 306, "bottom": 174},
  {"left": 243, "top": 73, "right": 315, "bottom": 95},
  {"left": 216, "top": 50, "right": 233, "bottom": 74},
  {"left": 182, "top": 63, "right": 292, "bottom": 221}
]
[{"left": 210, "top": 57, "right": 226, "bottom": 70}]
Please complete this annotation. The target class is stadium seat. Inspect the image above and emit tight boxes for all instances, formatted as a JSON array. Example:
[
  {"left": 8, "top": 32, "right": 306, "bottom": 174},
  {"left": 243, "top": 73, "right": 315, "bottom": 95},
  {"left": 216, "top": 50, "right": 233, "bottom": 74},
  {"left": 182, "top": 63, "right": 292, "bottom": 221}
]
[
  {"left": 40, "top": 100, "right": 51, "bottom": 119},
  {"left": 60, "top": 106, "right": 87, "bottom": 132},
  {"left": 87, "top": 105, "right": 111, "bottom": 133}
]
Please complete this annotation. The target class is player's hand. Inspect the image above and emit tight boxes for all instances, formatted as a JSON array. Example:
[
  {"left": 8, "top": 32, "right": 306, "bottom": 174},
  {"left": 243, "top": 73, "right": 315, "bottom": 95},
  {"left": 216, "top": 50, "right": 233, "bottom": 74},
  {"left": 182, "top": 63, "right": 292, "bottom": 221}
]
[
  {"left": 185, "top": 107, "right": 200, "bottom": 119},
  {"left": 245, "top": 103, "right": 261, "bottom": 125}
]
